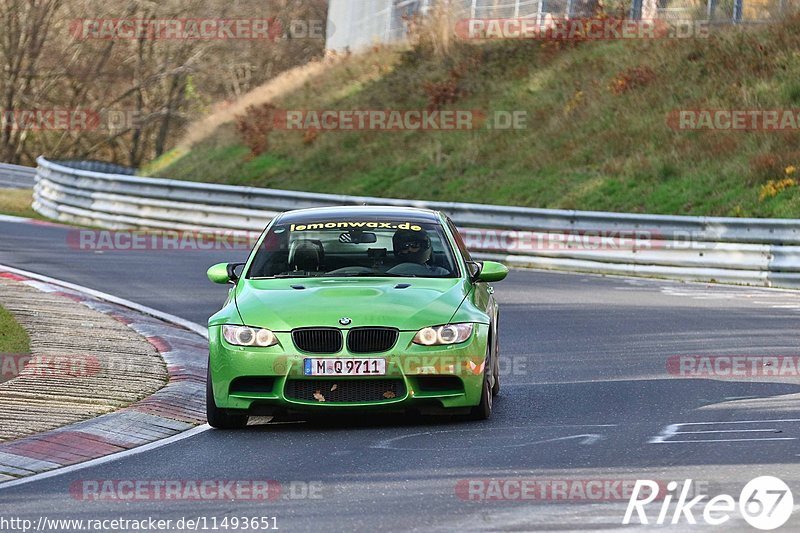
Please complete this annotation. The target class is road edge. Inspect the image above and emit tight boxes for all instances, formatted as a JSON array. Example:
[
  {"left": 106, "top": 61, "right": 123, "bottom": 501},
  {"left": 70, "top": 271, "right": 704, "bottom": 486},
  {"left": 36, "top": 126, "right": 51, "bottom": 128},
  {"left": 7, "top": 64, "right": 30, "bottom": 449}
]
[{"left": 0, "top": 264, "right": 210, "bottom": 489}]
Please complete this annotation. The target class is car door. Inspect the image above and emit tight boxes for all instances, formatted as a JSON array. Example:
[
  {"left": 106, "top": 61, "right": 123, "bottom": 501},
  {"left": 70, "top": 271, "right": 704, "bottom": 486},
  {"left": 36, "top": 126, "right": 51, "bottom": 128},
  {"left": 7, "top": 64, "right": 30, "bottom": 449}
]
[{"left": 444, "top": 217, "right": 497, "bottom": 321}]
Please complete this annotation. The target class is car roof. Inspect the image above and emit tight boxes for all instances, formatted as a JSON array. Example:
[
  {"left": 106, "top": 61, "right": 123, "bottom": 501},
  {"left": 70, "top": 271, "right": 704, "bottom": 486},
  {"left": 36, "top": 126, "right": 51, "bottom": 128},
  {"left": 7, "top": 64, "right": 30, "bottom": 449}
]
[{"left": 275, "top": 205, "right": 443, "bottom": 225}]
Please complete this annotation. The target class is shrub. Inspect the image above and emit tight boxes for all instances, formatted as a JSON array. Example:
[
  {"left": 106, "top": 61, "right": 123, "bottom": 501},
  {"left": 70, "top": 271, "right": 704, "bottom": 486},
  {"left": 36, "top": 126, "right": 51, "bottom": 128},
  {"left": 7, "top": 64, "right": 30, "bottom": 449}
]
[{"left": 235, "top": 103, "right": 276, "bottom": 157}]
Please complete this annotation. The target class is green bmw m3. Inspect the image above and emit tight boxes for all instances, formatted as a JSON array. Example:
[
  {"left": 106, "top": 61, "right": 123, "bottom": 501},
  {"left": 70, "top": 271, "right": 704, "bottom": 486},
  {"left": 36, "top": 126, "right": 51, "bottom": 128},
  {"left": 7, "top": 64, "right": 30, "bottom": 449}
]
[{"left": 205, "top": 206, "right": 508, "bottom": 428}]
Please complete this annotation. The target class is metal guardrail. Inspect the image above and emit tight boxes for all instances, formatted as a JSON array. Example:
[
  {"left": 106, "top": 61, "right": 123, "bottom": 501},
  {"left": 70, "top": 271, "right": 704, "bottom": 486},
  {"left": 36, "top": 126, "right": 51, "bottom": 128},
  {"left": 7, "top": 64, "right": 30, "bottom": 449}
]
[
  {"left": 51, "top": 160, "right": 137, "bottom": 176},
  {"left": 0, "top": 163, "right": 36, "bottom": 189},
  {"left": 32, "top": 156, "right": 800, "bottom": 289}
]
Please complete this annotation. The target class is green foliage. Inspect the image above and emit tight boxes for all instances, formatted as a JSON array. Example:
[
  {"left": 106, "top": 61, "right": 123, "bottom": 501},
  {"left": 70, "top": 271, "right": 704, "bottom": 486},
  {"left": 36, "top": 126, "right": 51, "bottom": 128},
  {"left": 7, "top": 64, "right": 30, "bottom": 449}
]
[{"left": 0, "top": 305, "right": 29, "bottom": 355}]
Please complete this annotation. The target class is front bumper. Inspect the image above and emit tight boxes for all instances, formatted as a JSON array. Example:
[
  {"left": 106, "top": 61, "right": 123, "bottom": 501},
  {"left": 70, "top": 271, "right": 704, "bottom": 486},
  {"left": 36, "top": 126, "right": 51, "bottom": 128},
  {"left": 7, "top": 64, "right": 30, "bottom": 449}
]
[{"left": 208, "top": 324, "right": 490, "bottom": 414}]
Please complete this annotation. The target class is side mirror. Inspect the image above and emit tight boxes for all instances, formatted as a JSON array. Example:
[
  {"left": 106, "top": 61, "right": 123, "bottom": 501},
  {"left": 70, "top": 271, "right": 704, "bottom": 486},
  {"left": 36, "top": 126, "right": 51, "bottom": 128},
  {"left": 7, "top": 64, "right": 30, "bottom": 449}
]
[
  {"left": 207, "top": 263, "right": 243, "bottom": 284},
  {"left": 475, "top": 261, "right": 508, "bottom": 283}
]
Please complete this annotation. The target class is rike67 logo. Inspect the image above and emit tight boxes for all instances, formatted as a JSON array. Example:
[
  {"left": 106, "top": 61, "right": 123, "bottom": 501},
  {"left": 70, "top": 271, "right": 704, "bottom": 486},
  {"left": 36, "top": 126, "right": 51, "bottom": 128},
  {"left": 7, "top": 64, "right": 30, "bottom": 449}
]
[{"left": 624, "top": 477, "right": 793, "bottom": 530}]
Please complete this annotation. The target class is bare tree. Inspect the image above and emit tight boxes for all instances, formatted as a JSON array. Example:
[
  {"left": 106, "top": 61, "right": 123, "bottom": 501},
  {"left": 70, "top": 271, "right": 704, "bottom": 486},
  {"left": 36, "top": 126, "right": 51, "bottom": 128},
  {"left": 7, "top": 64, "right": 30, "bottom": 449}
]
[
  {"left": 0, "top": 0, "right": 328, "bottom": 166},
  {"left": 0, "top": 0, "right": 62, "bottom": 162}
]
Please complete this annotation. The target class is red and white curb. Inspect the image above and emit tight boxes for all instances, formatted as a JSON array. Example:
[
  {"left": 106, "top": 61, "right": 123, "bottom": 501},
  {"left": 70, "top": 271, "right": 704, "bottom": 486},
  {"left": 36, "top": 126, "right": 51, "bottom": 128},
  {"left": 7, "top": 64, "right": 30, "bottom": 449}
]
[{"left": 0, "top": 265, "right": 209, "bottom": 485}]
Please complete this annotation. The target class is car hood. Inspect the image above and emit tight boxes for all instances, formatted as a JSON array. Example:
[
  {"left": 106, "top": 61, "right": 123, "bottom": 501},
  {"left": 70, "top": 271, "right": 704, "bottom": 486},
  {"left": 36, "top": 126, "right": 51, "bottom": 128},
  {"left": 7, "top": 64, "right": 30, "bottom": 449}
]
[{"left": 234, "top": 277, "right": 470, "bottom": 331}]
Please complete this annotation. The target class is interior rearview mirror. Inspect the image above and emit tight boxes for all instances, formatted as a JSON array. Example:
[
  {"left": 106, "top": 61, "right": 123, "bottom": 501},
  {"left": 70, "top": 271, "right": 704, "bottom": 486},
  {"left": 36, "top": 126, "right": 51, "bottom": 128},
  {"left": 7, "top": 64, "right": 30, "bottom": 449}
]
[{"left": 340, "top": 231, "right": 377, "bottom": 244}]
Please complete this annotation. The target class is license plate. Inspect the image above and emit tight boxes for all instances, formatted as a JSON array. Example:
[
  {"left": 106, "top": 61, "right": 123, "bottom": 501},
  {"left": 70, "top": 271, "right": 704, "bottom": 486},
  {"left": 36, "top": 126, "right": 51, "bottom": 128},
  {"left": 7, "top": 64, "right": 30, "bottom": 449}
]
[{"left": 303, "top": 358, "right": 386, "bottom": 376}]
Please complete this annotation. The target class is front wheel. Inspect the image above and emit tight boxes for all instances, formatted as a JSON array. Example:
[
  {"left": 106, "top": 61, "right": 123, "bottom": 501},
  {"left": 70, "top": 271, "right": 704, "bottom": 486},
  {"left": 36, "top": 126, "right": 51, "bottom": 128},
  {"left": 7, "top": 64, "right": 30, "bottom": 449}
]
[
  {"left": 469, "top": 352, "right": 493, "bottom": 421},
  {"left": 491, "top": 317, "right": 500, "bottom": 396},
  {"left": 206, "top": 366, "right": 248, "bottom": 429},
  {"left": 491, "top": 347, "right": 500, "bottom": 397}
]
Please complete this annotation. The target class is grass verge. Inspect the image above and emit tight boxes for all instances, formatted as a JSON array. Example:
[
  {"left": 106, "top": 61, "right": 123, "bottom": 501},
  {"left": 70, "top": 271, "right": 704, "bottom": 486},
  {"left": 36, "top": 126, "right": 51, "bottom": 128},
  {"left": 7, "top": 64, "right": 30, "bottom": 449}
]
[
  {"left": 0, "top": 304, "right": 30, "bottom": 384},
  {"left": 0, "top": 189, "right": 40, "bottom": 219}
]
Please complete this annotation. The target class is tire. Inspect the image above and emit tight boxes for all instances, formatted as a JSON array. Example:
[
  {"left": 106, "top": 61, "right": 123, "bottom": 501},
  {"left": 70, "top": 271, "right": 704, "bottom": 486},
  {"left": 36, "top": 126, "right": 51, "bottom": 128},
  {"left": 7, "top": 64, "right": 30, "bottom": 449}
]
[
  {"left": 491, "top": 348, "right": 500, "bottom": 397},
  {"left": 491, "top": 317, "right": 500, "bottom": 397},
  {"left": 469, "top": 349, "right": 493, "bottom": 421},
  {"left": 206, "top": 366, "right": 248, "bottom": 429}
]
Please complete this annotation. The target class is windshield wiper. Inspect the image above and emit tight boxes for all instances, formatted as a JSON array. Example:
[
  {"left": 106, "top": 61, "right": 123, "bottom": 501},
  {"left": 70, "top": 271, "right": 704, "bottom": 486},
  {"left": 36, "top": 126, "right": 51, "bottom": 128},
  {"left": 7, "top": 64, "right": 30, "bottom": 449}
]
[{"left": 250, "top": 274, "right": 311, "bottom": 279}]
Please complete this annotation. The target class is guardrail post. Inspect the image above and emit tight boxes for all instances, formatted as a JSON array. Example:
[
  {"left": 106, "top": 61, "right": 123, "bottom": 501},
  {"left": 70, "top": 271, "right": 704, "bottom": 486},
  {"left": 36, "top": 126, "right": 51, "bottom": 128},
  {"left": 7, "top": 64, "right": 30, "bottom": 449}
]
[
  {"left": 384, "top": 0, "right": 394, "bottom": 41},
  {"left": 706, "top": 0, "right": 717, "bottom": 18},
  {"left": 630, "top": 0, "right": 643, "bottom": 20},
  {"left": 732, "top": 0, "right": 743, "bottom": 22}
]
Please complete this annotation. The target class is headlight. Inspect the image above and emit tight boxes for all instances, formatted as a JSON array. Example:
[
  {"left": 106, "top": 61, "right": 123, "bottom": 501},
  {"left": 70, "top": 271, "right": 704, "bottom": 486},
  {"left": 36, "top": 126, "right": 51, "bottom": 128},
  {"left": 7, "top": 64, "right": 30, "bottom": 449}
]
[
  {"left": 413, "top": 323, "right": 473, "bottom": 346},
  {"left": 222, "top": 325, "right": 278, "bottom": 347}
]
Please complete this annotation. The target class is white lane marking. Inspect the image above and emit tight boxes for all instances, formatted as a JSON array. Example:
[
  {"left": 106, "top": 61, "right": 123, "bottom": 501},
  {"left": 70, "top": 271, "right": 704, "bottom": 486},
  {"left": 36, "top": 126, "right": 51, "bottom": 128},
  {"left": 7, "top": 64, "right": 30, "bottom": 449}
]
[
  {"left": 650, "top": 419, "right": 800, "bottom": 444},
  {"left": 0, "top": 263, "right": 212, "bottom": 486},
  {"left": 672, "top": 418, "right": 800, "bottom": 425},
  {"left": 655, "top": 438, "right": 796, "bottom": 443},
  {"left": 376, "top": 432, "right": 605, "bottom": 450},
  {"left": 0, "top": 263, "right": 207, "bottom": 338},
  {"left": 372, "top": 425, "right": 615, "bottom": 450},
  {"left": 674, "top": 429, "right": 779, "bottom": 434},
  {"left": 650, "top": 423, "right": 680, "bottom": 444},
  {"left": 659, "top": 286, "right": 800, "bottom": 313},
  {"left": 0, "top": 214, "right": 32, "bottom": 223},
  {"left": 0, "top": 425, "right": 211, "bottom": 491}
]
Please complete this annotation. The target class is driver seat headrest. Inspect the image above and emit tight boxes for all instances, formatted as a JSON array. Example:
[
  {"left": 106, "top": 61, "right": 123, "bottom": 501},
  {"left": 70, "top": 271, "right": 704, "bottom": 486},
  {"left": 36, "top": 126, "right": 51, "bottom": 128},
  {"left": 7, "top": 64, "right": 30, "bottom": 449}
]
[{"left": 289, "top": 240, "right": 323, "bottom": 272}]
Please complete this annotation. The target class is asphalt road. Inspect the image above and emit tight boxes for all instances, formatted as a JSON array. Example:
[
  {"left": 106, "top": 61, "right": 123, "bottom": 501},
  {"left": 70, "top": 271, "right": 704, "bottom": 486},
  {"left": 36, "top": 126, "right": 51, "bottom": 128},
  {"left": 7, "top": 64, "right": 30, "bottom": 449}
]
[{"left": 1, "top": 217, "right": 800, "bottom": 531}]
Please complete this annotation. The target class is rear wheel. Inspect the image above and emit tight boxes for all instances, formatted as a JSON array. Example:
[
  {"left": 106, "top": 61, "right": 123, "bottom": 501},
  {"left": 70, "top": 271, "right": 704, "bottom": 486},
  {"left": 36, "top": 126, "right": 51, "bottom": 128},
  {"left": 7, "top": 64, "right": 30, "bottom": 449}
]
[{"left": 206, "top": 366, "right": 248, "bottom": 429}]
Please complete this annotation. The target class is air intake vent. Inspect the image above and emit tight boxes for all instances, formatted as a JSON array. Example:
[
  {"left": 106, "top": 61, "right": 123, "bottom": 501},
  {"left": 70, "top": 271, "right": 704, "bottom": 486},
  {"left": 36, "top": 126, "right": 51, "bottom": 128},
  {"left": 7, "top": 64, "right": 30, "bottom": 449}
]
[
  {"left": 284, "top": 379, "right": 405, "bottom": 403},
  {"left": 347, "top": 327, "right": 399, "bottom": 354},
  {"left": 292, "top": 328, "right": 343, "bottom": 354},
  {"left": 229, "top": 377, "right": 275, "bottom": 394}
]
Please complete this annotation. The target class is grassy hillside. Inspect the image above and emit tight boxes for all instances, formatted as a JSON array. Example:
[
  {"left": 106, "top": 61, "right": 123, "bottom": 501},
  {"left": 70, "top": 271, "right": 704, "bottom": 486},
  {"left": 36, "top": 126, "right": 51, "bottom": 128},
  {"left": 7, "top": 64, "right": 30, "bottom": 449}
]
[{"left": 152, "top": 17, "right": 800, "bottom": 218}]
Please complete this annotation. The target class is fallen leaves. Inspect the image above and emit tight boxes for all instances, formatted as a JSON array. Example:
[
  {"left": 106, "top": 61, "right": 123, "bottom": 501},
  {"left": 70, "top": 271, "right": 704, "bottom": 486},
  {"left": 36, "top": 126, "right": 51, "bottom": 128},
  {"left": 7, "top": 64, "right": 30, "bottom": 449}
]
[
  {"left": 313, "top": 390, "right": 325, "bottom": 402},
  {"left": 383, "top": 390, "right": 396, "bottom": 399}
]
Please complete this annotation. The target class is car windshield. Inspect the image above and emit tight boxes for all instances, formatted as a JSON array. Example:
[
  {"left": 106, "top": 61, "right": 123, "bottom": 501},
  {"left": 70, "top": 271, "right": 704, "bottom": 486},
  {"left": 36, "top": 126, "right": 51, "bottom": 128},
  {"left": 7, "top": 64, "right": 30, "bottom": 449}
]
[{"left": 246, "top": 218, "right": 459, "bottom": 279}]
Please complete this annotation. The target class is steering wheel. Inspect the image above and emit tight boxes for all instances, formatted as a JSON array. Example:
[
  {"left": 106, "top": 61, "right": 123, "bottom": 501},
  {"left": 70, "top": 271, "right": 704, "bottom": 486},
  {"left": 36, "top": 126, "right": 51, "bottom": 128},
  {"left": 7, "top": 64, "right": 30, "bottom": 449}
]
[
  {"left": 325, "top": 266, "right": 375, "bottom": 276},
  {"left": 385, "top": 262, "right": 432, "bottom": 276}
]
